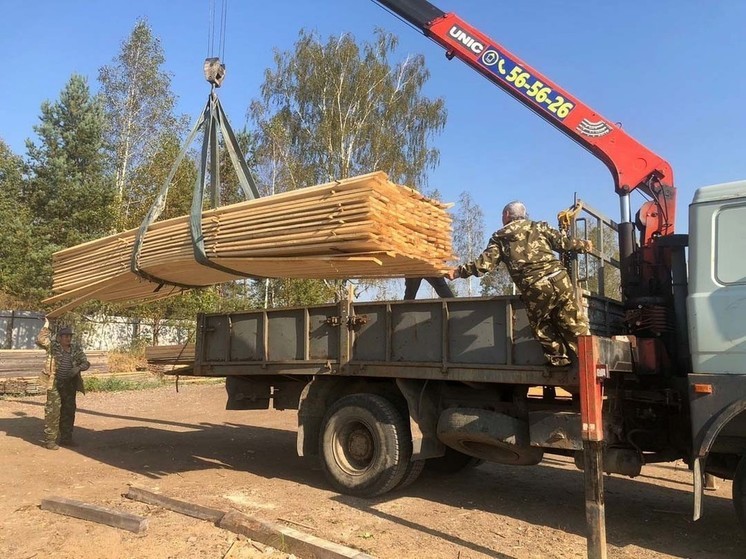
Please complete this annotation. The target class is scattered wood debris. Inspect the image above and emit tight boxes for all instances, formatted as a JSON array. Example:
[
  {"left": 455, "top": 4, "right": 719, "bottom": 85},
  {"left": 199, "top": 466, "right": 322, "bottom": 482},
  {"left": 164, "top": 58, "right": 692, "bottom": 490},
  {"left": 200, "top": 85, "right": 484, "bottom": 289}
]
[{"left": 40, "top": 496, "right": 148, "bottom": 534}]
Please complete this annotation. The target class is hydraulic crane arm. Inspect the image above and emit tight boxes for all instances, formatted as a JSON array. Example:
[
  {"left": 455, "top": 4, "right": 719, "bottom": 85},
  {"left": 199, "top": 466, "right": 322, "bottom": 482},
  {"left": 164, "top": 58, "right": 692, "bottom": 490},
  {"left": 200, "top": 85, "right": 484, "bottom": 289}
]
[{"left": 373, "top": 0, "right": 676, "bottom": 245}]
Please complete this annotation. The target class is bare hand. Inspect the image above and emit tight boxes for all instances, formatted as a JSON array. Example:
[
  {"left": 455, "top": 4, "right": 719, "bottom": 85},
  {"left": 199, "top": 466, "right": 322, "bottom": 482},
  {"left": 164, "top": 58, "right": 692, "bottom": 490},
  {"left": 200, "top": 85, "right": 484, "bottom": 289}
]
[
  {"left": 584, "top": 240, "right": 593, "bottom": 253},
  {"left": 445, "top": 268, "right": 459, "bottom": 281}
]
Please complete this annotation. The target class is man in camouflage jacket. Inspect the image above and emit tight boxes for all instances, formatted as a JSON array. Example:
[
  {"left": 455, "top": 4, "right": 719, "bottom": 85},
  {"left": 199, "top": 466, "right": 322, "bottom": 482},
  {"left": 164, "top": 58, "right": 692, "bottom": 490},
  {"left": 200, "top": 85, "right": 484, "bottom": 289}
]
[
  {"left": 37, "top": 321, "right": 90, "bottom": 449},
  {"left": 447, "top": 201, "right": 592, "bottom": 367}
]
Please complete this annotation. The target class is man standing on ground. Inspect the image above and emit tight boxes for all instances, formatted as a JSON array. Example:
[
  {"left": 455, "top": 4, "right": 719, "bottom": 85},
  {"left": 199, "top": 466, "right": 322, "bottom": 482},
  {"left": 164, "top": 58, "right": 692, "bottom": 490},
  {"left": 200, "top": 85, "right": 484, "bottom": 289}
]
[
  {"left": 446, "top": 201, "right": 591, "bottom": 367},
  {"left": 37, "top": 321, "right": 90, "bottom": 449}
]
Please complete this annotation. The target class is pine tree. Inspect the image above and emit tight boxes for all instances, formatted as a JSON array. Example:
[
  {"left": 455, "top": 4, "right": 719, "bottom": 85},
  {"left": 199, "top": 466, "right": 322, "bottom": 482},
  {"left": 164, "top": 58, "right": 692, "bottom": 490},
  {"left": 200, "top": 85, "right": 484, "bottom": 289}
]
[
  {"left": 25, "top": 74, "right": 114, "bottom": 250},
  {"left": 0, "top": 140, "right": 49, "bottom": 304}
]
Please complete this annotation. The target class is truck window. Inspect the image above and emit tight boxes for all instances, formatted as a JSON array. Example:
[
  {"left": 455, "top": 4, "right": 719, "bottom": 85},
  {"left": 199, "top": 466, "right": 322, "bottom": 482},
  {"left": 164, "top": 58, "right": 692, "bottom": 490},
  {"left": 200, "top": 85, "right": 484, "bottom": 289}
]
[{"left": 716, "top": 204, "right": 746, "bottom": 285}]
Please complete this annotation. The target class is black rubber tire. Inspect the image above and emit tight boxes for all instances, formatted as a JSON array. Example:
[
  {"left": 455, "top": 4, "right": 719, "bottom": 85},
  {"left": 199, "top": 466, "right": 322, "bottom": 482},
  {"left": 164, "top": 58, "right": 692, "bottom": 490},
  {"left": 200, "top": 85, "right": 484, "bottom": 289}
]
[
  {"left": 734, "top": 456, "right": 746, "bottom": 532},
  {"left": 319, "top": 393, "right": 412, "bottom": 497},
  {"left": 425, "top": 447, "right": 485, "bottom": 474},
  {"left": 396, "top": 460, "right": 426, "bottom": 490},
  {"left": 436, "top": 408, "right": 544, "bottom": 466}
]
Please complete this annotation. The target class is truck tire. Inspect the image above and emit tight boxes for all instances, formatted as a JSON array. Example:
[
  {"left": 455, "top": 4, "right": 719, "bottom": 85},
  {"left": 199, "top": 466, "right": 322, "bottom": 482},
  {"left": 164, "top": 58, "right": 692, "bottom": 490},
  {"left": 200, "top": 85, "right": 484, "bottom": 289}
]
[
  {"left": 319, "top": 393, "right": 412, "bottom": 497},
  {"left": 425, "top": 447, "right": 484, "bottom": 474},
  {"left": 396, "top": 459, "right": 426, "bottom": 490},
  {"left": 734, "top": 456, "right": 746, "bottom": 531},
  {"left": 437, "top": 408, "right": 543, "bottom": 466}
]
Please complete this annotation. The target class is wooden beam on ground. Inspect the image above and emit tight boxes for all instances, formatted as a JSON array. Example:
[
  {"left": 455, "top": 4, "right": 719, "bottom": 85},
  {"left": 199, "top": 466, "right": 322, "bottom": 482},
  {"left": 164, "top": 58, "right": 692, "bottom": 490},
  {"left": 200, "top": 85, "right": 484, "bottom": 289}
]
[
  {"left": 219, "top": 509, "right": 375, "bottom": 559},
  {"left": 40, "top": 496, "right": 148, "bottom": 533},
  {"left": 124, "top": 486, "right": 225, "bottom": 523}
]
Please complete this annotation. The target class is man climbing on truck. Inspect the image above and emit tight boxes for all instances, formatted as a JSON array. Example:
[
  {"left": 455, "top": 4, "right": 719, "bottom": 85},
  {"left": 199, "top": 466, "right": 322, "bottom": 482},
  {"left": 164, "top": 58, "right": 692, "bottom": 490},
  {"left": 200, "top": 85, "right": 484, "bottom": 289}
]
[{"left": 447, "top": 200, "right": 592, "bottom": 366}]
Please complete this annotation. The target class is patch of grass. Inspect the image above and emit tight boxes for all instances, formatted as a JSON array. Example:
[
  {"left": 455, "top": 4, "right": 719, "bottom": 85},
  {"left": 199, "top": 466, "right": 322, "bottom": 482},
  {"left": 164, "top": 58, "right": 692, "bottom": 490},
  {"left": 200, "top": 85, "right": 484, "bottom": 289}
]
[{"left": 84, "top": 376, "right": 165, "bottom": 393}]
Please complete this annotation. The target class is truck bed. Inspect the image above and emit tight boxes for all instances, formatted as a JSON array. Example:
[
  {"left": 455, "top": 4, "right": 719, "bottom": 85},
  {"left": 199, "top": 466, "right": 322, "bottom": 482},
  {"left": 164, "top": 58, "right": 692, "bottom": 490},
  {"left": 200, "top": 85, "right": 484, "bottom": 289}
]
[{"left": 193, "top": 295, "right": 628, "bottom": 386}]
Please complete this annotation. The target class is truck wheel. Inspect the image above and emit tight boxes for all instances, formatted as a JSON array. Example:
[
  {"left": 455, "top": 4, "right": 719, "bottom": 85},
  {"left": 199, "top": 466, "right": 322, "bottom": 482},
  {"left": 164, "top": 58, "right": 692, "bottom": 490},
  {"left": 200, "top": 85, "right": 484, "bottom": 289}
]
[
  {"left": 396, "top": 460, "right": 426, "bottom": 490},
  {"left": 734, "top": 456, "right": 746, "bottom": 531},
  {"left": 319, "top": 394, "right": 411, "bottom": 497},
  {"left": 425, "top": 447, "right": 485, "bottom": 474},
  {"left": 437, "top": 408, "right": 544, "bottom": 466}
]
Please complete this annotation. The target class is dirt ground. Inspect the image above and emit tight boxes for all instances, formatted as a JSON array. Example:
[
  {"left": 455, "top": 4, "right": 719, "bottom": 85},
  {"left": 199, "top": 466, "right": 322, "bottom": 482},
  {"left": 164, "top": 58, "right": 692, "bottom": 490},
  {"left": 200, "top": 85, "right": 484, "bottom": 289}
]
[{"left": 1, "top": 383, "right": 743, "bottom": 559}]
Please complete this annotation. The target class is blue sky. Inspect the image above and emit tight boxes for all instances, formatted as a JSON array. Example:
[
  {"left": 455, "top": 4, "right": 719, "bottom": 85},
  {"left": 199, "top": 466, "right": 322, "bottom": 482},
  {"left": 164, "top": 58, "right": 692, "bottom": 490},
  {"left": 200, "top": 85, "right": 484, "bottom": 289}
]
[{"left": 1, "top": 0, "right": 745, "bottom": 237}]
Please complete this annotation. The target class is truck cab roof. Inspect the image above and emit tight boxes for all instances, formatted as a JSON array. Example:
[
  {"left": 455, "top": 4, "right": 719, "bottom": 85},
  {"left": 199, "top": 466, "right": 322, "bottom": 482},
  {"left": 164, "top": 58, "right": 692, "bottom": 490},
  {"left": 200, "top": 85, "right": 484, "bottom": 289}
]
[{"left": 692, "top": 180, "right": 746, "bottom": 204}]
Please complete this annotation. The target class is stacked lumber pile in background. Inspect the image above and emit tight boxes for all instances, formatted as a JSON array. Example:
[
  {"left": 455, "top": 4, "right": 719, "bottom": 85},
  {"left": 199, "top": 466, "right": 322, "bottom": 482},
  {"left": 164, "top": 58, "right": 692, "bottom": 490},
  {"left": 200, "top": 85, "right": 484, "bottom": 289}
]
[
  {"left": 0, "top": 349, "right": 108, "bottom": 379},
  {"left": 0, "top": 350, "right": 109, "bottom": 395},
  {"left": 45, "top": 172, "right": 453, "bottom": 313},
  {"left": 145, "top": 344, "right": 195, "bottom": 374}
]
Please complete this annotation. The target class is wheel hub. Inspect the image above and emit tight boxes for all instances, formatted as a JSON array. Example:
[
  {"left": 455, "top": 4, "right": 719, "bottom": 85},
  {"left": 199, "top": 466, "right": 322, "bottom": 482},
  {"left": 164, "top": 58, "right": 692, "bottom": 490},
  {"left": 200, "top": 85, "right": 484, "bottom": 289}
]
[{"left": 347, "top": 428, "right": 374, "bottom": 462}]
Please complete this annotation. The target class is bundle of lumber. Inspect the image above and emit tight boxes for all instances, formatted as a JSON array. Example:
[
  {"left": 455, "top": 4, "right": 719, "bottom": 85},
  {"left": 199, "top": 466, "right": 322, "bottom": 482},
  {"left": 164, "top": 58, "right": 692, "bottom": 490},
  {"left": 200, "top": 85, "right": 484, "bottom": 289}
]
[{"left": 45, "top": 172, "right": 453, "bottom": 313}]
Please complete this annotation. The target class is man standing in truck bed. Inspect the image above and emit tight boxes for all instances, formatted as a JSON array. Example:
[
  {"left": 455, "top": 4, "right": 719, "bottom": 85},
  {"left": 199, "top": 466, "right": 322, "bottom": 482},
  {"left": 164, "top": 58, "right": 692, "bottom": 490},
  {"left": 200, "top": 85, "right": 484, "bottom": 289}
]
[{"left": 447, "top": 201, "right": 591, "bottom": 367}]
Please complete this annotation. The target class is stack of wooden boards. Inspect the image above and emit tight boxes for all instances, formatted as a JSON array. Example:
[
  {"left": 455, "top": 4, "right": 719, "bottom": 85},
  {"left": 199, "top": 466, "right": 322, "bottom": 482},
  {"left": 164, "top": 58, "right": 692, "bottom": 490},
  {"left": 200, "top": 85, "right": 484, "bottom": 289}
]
[
  {"left": 45, "top": 172, "right": 453, "bottom": 313},
  {"left": 144, "top": 344, "right": 195, "bottom": 374}
]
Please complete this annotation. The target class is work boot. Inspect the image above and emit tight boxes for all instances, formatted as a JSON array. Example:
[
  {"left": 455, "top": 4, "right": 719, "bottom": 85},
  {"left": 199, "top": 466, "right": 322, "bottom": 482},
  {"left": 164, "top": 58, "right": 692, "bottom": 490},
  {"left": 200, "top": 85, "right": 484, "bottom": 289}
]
[{"left": 45, "top": 442, "right": 59, "bottom": 450}]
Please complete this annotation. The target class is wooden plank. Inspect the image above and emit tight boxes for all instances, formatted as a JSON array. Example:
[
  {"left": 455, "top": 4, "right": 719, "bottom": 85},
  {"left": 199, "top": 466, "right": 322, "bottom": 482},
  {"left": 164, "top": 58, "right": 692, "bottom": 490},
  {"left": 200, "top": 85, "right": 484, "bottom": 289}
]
[
  {"left": 219, "top": 509, "right": 375, "bottom": 559},
  {"left": 124, "top": 486, "right": 224, "bottom": 523},
  {"left": 45, "top": 171, "right": 453, "bottom": 312},
  {"left": 40, "top": 496, "right": 148, "bottom": 533}
]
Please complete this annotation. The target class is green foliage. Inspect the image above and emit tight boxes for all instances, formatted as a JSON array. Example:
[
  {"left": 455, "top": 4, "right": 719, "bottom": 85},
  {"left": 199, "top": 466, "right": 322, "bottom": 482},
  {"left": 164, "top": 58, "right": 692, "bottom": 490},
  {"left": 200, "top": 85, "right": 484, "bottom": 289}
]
[
  {"left": 249, "top": 29, "right": 446, "bottom": 307},
  {"left": 98, "top": 19, "right": 184, "bottom": 230},
  {"left": 123, "top": 132, "right": 198, "bottom": 229},
  {"left": 217, "top": 129, "right": 260, "bottom": 207},
  {"left": 251, "top": 29, "right": 446, "bottom": 190},
  {"left": 249, "top": 278, "right": 338, "bottom": 309},
  {"left": 0, "top": 140, "right": 51, "bottom": 304},
  {"left": 25, "top": 74, "right": 114, "bottom": 251},
  {"left": 577, "top": 222, "right": 621, "bottom": 300},
  {"left": 452, "top": 191, "right": 485, "bottom": 297},
  {"left": 84, "top": 376, "right": 164, "bottom": 392},
  {"left": 480, "top": 269, "right": 515, "bottom": 296}
]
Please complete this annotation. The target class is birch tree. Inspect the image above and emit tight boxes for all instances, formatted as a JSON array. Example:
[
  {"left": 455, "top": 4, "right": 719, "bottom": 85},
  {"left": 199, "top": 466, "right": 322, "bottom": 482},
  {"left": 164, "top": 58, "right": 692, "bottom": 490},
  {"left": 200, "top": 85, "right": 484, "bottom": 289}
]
[
  {"left": 452, "top": 191, "right": 484, "bottom": 296},
  {"left": 251, "top": 29, "right": 446, "bottom": 190},
  {"left": 98, "top": 19, "right": 181, "bottom": 229},
  {"left": 249, "top": 29, "right": 447, "bottom": 307}
]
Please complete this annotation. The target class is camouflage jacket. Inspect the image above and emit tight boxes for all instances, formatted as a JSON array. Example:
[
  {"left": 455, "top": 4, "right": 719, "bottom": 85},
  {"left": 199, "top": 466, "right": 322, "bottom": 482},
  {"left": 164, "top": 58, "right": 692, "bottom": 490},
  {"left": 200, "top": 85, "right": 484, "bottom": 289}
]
[
  {"left": 36, "top": 326, "right": 90, "bottom": 391},
  {"left": 456, "top": 218, "right": 588, "bottom": 292}
]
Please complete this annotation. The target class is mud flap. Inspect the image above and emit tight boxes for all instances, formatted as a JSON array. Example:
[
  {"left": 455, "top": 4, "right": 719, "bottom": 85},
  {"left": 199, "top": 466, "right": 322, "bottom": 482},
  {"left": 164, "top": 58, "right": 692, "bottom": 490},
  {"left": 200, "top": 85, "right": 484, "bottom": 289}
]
[{"left": 693, "top": 456, "right": 704, "bottom": 521}]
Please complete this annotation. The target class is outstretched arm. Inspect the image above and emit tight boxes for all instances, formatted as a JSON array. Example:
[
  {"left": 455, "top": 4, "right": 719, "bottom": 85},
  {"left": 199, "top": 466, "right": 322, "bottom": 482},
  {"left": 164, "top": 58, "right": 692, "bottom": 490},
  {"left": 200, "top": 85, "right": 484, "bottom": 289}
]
[{"left": 447, "top": 235, "right": 503, "bottom": 280}]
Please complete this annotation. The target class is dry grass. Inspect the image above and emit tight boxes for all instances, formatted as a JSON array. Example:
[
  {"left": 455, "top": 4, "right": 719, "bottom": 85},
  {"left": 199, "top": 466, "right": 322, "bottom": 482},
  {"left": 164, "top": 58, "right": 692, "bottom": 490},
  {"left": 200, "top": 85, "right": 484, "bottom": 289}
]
[{"left": 106, "top": 350, "right": 147, "bottom": 373}]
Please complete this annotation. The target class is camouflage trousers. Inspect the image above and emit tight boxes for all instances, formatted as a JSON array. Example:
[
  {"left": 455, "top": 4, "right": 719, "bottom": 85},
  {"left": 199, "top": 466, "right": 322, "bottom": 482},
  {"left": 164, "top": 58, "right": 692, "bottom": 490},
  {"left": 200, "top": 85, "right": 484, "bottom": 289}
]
[
  {"left": 44, "top": 377, "right": 78, "bottom": 444},
  {"left": 521, "top": 270, "right": 589, "bottom": 362}
]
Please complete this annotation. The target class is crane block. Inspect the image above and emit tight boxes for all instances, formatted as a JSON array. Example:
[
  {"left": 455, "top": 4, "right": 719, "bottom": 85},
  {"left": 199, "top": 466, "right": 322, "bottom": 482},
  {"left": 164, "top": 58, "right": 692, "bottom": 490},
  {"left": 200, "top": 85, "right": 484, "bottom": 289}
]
[{"left": 204, "top": 57, "right": 226, "bottom": 87}]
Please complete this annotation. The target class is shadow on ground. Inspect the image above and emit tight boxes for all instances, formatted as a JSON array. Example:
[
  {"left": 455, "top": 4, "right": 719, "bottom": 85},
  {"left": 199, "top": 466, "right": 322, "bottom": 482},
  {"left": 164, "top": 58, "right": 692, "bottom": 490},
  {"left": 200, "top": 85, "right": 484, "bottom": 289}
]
[{"left": 2, "top": 400, "right": 742, "bottom": 559}]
